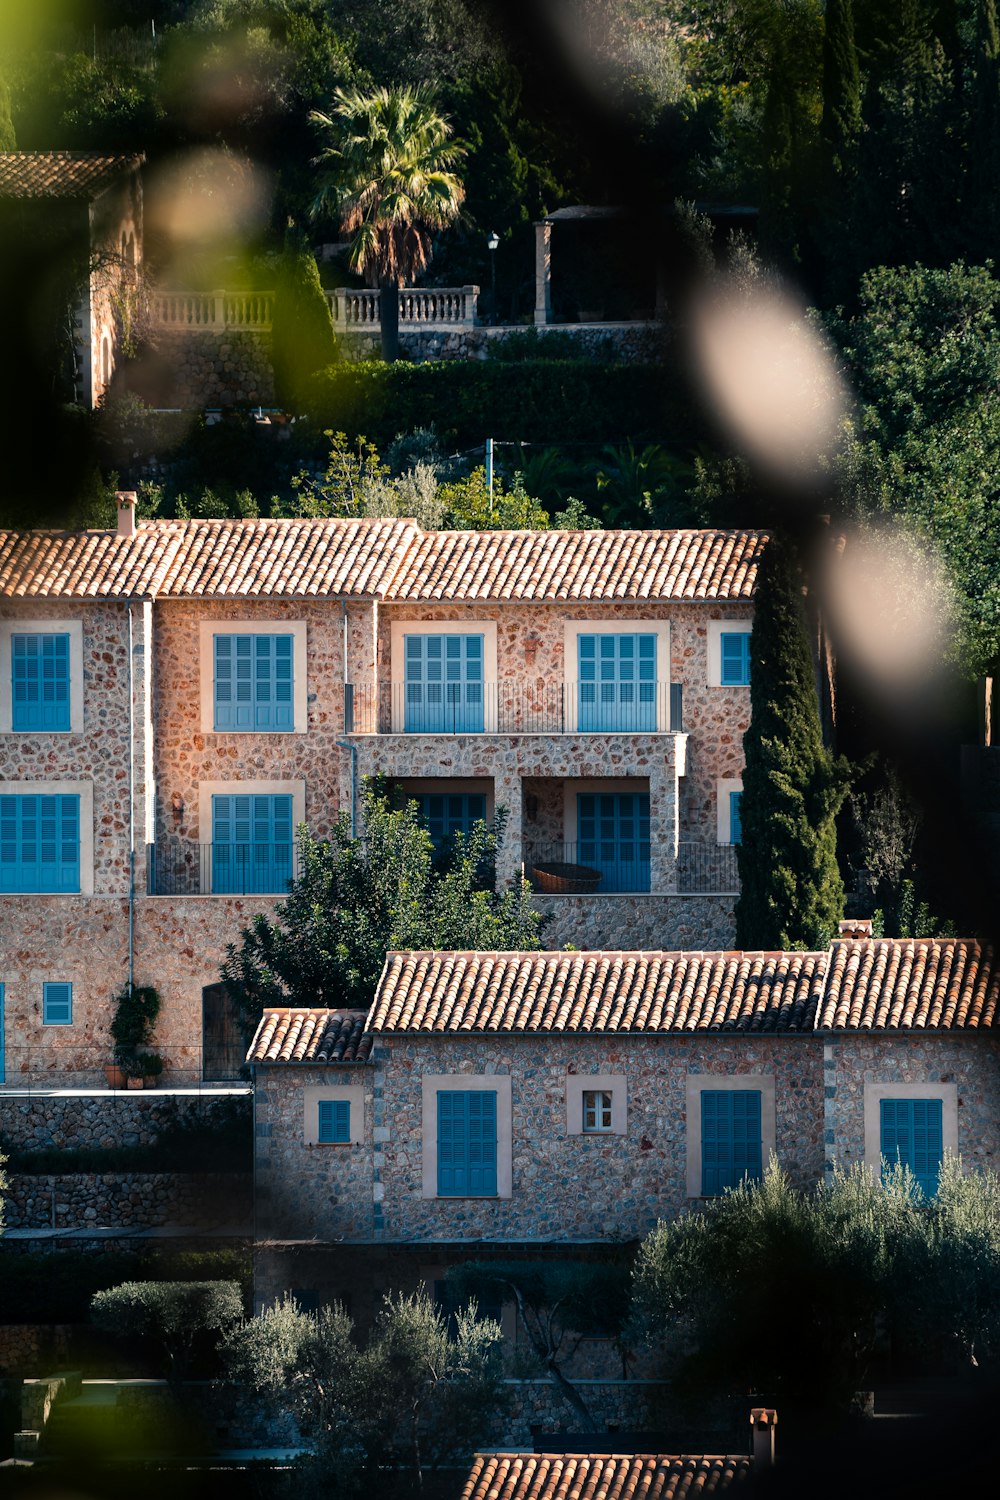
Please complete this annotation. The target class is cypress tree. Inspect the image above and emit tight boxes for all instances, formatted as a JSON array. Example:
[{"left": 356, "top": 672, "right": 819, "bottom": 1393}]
[
  {"left": 821, "top": 0, "right": 861, "bottom": 182},
  {"left": 967, "top": 0, "right": 1000, "bottom": 261},
  {"left": 270, "top": 224, "right": 338, "bottom": 410},
  {"left": 0, "top": 74, "right": 16, "bottom": 153},
  {"left": 735, "top": 535, "right": 852, "bottom": 951}
]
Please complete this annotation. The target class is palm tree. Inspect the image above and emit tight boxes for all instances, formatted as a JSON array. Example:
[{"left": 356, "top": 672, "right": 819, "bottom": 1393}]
[{"left": 310, "top": 85, "right": 466, "bottom": 361}]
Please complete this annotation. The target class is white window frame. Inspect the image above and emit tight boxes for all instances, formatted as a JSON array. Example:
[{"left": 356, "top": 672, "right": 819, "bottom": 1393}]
[
  {"left": 199, "top": 620, "right": 308, "bottom": 735},
  {"left": 562, "top": 621, "right": 671, "bottom": 733},
  {"left": 685, "top": 1073, "right": 776, "bottom": 1198},
  {"left": 421, "top": 1073, "right": 512, "bottom": 1199},
  {"left": 566, "top": 1073, "right": 627, "bottom": 1136},
  {"left": 716, "top": 778, "right": 743, "bottom": 845},
  {"left": 0, "top": 779, "right": 94, "bottom": 895},
  {"left": 197, "top": 779, "right": 306, "bottom": 895},
  {"left": 707, "top": 619, "right": 753, "bottom": 688},
  {"left": 303, "top": 1083, "right": 365, "bottom": 1146},
  {"left": 862, "top": 1081, "right": 958, "bottom": 1181},
  {"left": 389, "top": 620, "right": 499, "bottom": 734},
  {"left": 0, "top": 620, "right": 84, "bottom": 734}
]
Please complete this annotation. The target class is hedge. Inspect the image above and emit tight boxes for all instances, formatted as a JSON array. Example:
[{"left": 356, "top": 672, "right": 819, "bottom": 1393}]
[
  {"left": 0, "top": 1248, "right": 252, "bottom": 1324},
  {"left": 301, "top": 358, "right": 697, "bottom": 448}
]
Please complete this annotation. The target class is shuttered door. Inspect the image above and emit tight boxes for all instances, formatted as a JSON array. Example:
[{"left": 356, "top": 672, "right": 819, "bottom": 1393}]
[
  {"left": 577, "top": 792, "right": 650, "bottom": 891},
  {"left": 701, "top": 1090, "right": 763, "bottom": 1195},
  {"left": 437, "top": 1090, "right": 498, "bottom": 1196},
  {"left": 214, "top": 634, "right": 294, "bottom": 731},
  {"left": 211, "top": 793, "right": 294, "bottom": 894},
  {"left": 578, "top": 634, "right": 657, "bottom": 730},
  {"left": 404, "top": 635, "right": 485, "bottom": 733},
  {"left": 12, "top": 633, "right": 71, "bottom": 731},
  {"left": 202, "top": 982, "right": 245, "bottom": 1080}
]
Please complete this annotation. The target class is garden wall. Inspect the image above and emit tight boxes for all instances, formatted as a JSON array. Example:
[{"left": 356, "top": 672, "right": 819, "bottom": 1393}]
[
  {"left": 4, "top": 1172, "right": 251, "bottom": 1231},
  {"left": 0, "top": 1090, "right": 247, "bottom": 1151}
]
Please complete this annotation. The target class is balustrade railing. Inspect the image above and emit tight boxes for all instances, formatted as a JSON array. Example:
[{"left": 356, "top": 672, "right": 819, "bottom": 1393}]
[
  {"left": 148, "top": 840, "right": 302, "bottom": 896},
  {"left": 148, "top": 286, "right": 479, "bottom": 333},
  {"left": 523, "top": 841, "right": 652, "bottom": 895},
  {"left": 345, "top": 682, "right": 683, "bottom": 736},
  {"left": 677, "top": 842, "right": 740, "bottom": 893}
]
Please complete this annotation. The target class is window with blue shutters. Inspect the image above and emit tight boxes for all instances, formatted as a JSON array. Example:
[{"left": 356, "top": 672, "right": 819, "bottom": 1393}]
[
  {"left": 880, "top": 1098, "right": 944, "bottom": 1196},
  {"left": 578, "top": 633, "right": 657, "bottom": 731},
  {"left": 577, "top": 792, "right": 650, "bottom": 892},
  {"left": 318, "top": 1099, "right": 351, "bottom": 1143},
  {"left": 404, "top": 634, "right": 484, "bottom": 733},
  {"left": 414, "top": 792, "right": 487, "bottom": 846},
  {"left": 214, "top": 633, "right": 294, "bottom": 731},
  {"left": 701, "top": 1090, "right": 763, "bottom": 1194},
  {"left": 720, "top": 632, "right": 751, "bottom": 685},
  {"left": 729, "top": 791, "right": 743, "bottom": 845},
  {"left": 437, "top": 1090, "right": 498, "bottom": 1196},
  {"left": 0, "top": 794, "right": 80, "bottom": 893},
  {"left": 211, "top": 793, "right": 294, "bottom": 894},
  {"left": 43, "top": 981, "right": 73, "bottom": 1025},
  {"left": 12, "top": 633, "right": 71, "bottom": 731}
]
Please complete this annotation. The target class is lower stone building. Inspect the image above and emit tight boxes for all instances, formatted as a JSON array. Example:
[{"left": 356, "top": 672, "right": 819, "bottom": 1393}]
[{"left": 248, "top": 935, "right": 1000, "bottom": 1320}]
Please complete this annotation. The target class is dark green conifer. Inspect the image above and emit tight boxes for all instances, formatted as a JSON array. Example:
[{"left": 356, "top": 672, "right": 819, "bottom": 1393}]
[
  {"left": 821, "top": 0, "right": 861, "bottom": 181},
  {"left": 270, "top": 224, "right": 337, "bottom": 410},
  {"left": 735, "top": 534, "right": 852, "bottom": 951},
  {"left": 967, "top": 0, "right": 1000, "bottom": 262},
  {"left": 0, "top": 74, "right": 16, "bottom": 153}
]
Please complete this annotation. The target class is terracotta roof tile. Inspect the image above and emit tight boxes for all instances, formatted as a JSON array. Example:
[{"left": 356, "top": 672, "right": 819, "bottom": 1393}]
[
  {"left": 459, "top": 1453, "right": 753, "bottom": 1500},
  {"left": 382, "top": 528, "right": 767, "bottom": 602},
  {"left": 367, "top": 950, "right": 826, "bottom": 1035},
  {"left": 817, "top": 939, "right": 1000, "bottom": 1031},
  {"left": 246, "top": 1010, "right": 372, "bottom": 1065},
  {"left": 0, "top": 518, "right": 417, "bottom": 600},
  {"left": 0, "top": 152, "right": 143, "bottom": 199}
]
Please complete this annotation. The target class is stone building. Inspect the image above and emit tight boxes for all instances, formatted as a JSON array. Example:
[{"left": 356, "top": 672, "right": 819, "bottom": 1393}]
[
  {"left": 0, "top": 511, "right": 763, "bottom": 1084},
  {"left": 0, "top": 152, "right": 144, "bottom": 409},
  {"left": 248, "top": 935, "right": 1000, "bottom": 1309}
]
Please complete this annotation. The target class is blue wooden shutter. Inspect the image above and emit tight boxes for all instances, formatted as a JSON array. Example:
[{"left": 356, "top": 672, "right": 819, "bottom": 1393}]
[
  {"left": 214, "top": 634, "right": 294, "bottom": 731},
  {"left": 416, "top": 792, "right": 487, "bottom": 845},
  {"left": 578, "top": 633, "right": 657, "bottom": 730},
  {"left": 211, "top": 793, "right": 294, "bottom": 894},
  {"left": 701, "top": 1090, "right": 762, "bottom": 1194},
  {"left": 43, "top": 982, "right": 73, "bottom": 1025},
  {"left": 0, "top": 794, "right": 80, "bottom": 893},
  {"left": 12, "top": 633, "right": 71, "bottom": 731},
  {"left": 404, "top": 634, "right": 485, "bottom": 732},
  {"left": 729, "top": 791, "right": 743, "bottom": 845},
  {"left": 437, "top": 1090, "right": 498, "bottom": 1196},
  {"left": 577, "top": 792, "right": 650, "bottom": 891},
  {"left": 880, "top": 1098, "right": 943, "bottom": 1196},
  {"left": 720, "top": 632, "right": 751, "bottom": 685},
  {"left": 318, "top": 1099, "right": 350, "bottom": 1143}
]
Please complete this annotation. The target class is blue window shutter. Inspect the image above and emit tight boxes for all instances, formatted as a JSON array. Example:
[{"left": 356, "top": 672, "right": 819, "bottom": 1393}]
[
  {"left": 214, "top": 634, "right": 294, "bottom": 732},
  {"left": 212, "top": 793, "right": 294, "bottom": 894},
  {"left": 12, "top": 633, "right": 71, "bottom": 731},
  {"left": 720, "top": 632, "right": 751, "bottom": 685},
  {"left": 577, "top": 633, "right": 657, "bottom": 730},
  {"left": 437, "top": 1090, "right": 498, "bottom": 1196},
  {"left": 318, "top": 1099, "right": 350, "bottom": 1143},
  {"left": 701, "top": 1090, "right": 762, "bottom": 1194},
  {"left": 729, "top": 791, "right": 743, "bottom": 845},
  {"left": 43, "top": 982, "right": 73, "bottom": 1025},
  {"left": 880, "top": 1098, "right": 943, "bottom": 1196},
  {"left": 0, "top": 794, "right": 80, "bottom": 893},
  {"left": 404, "top": 635, "right": 484, "bottom": 732},
  {"left": 577, "top": 792, "right": 651, "bottom": 892}
]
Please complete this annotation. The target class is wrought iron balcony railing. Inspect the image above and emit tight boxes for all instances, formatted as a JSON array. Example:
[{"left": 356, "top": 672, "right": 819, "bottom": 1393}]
[
  {"left": 677, "top": 842, "right": 740, "bottom": 893},
  {"left": 523, "top": 841, "right": 652, "bottom": 895},
  {"left": 148, "top": 840, "right": 302, "bottom": 897},
  {"left": 345, "top": 682, "right": 684, "bottom": 736}
]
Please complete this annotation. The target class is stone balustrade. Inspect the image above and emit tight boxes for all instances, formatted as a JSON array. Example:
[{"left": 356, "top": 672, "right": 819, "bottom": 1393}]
[{"left": 148, "top": 286, "right": 481, "bottom": 333}]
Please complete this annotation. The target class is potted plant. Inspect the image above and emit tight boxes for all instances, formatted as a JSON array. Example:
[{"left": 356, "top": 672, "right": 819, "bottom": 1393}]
[
  {"left": 109, "top": 983, "right": 162, "bottom": 1085},
  {"left": 135, "top": 1051, "right": 164, "bottom": 1089}
]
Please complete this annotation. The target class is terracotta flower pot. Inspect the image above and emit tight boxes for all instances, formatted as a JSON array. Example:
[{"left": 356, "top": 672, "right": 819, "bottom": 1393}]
[
  {"left": 104, "top": 1065, "right": 128, "bottom": 1089},
  {"left": 126, "top": 1076, "right": 144, "bottom": 1090}
]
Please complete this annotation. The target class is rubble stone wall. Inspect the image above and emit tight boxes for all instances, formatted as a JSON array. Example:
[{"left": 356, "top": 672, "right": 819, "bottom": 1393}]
[{"left": 5, "top": 1170, "right": 251, "bottom": 1230}]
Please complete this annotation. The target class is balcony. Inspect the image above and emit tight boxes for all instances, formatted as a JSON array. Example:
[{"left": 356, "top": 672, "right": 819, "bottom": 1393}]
[
  {"left": 523, "top": 840, "right": 740, "bottom": 896},
  {"left": 148, "top": 840, "right": 301, "bottom": 897},
  {"left": 345, "top": 682, "right": 684, "bottom": 736}
]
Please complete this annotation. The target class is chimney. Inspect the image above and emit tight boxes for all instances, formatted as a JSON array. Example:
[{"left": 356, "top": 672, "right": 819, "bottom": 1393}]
[
  {"left": 116, "top": 490, "right": 137, "bottom": 538},
  {"left": 750, "top": 1407, "right": 777, "bottom": 1469},
  {"left": 838, "top": 918, "right": 873, "bottom": 940}
]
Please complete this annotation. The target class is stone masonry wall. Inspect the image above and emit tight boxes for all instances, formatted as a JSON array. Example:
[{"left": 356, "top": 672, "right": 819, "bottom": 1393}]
[
  {"left": 0, "top": 1089, "right": 246, "bottom": 1150},
  {"left": 4, "top": 1171, "right": 251, "bottom": 1230},
  {"left": 537, "top": 894, "right": 736, "bottom": 950},
  {"left": 255, "top": 1036, "right": 824, "bottom": 1247}
]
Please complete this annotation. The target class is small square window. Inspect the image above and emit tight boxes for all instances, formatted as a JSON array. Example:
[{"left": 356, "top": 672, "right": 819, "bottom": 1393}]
[
  {"left": 43, "top": 981, "right": 72, "bottom": 1025},
  {"left": 317, "top": 1098, "right": 350, "bottom": 1143},
  {"left": 582, "top": 1089, "right": 613, "bottom": 1132},
  {"left": 720, "top": 632, "right": 751, "bottom": 685}
]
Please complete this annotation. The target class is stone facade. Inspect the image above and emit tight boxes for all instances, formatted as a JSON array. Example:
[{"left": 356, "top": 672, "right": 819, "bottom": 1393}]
[
  {"left": 4, "top": 1170, "right": 250, "bottom": 1231},
  {"left": 0, "top": 1088, "right": 247, "bottom": 1150},
  {"left": 536, "top": 894, "right": 736, "bottom": 950}
]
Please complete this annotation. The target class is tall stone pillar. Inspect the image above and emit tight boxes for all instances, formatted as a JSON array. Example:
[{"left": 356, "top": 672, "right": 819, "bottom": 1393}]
[{"left": 533, "top": 220, "right": 552, "bottom": 326}]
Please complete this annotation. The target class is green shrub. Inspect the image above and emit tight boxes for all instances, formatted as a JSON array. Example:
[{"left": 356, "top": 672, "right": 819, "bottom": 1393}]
[
  {"left": 486, "top": 328, "right": 587, "bottom": 361},
  {"left": 91, "top": 1281, "right": 244, "bottom": 1377},
  {"left": 302, "top": 359, "right": 694, "bottom": 449},
  {"left": 0, "top": 1247, "right": 251, "bottom": 1324},
  {"left": 271, "top": 230, "right": 338, "bottom": 408}
]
